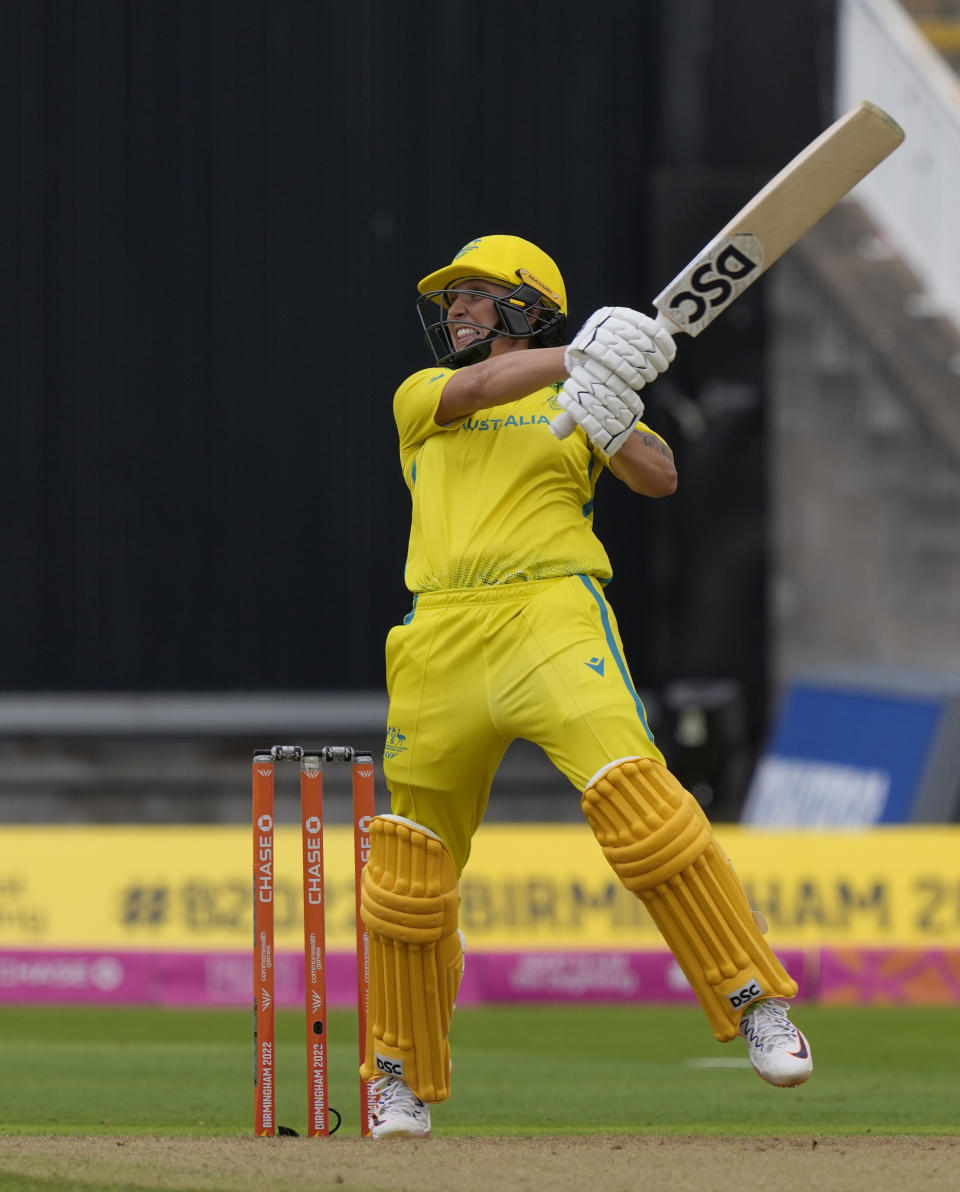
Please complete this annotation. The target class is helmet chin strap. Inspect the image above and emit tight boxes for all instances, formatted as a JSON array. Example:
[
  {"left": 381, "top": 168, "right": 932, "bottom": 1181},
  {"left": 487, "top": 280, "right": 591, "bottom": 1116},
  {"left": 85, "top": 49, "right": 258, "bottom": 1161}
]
[{"left": 443, "top": 333, "right": 495, "bottom": 368}]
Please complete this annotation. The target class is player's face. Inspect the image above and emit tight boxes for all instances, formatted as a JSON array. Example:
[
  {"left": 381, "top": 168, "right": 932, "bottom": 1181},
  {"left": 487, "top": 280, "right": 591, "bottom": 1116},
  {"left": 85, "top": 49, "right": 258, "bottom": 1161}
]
[{"left": 445, "top": 278, "right": 519, "bottom": 357}]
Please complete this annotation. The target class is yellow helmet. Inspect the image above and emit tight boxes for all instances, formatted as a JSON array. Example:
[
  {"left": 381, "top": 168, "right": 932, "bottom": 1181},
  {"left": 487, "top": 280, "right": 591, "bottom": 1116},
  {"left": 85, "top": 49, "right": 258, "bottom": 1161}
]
[
  {"left": 418, "top": 235, "right": 567, "bottom": 312},
  {"left": 416, "top": 234, "right": 568, "bottom": 367}
]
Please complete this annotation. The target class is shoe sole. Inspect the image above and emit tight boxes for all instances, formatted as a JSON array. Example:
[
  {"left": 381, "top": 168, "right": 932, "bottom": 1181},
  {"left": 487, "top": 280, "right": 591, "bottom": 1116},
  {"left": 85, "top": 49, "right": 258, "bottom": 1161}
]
[
  {"left": 750, "top": 1059, "right": 814, "bottom": 1088},
  {"left": 757, "top": 1072, "right": 813, "bottom": 1088}
]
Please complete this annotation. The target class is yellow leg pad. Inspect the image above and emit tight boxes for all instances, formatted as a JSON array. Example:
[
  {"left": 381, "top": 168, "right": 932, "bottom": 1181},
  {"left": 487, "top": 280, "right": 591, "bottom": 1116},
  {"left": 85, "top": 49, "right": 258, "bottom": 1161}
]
[
  {"left": 582, "top": 758, "right": 797, "bottom": 1041},
  {"left": 359, "top": 815, "right": 461, "bottom": 1101}
]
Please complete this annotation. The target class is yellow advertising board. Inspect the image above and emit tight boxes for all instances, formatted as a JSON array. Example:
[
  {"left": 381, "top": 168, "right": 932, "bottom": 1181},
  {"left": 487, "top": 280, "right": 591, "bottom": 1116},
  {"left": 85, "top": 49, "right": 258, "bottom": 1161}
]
[{"left": 1, "top": 824, "right": 958, "bottom": 951}]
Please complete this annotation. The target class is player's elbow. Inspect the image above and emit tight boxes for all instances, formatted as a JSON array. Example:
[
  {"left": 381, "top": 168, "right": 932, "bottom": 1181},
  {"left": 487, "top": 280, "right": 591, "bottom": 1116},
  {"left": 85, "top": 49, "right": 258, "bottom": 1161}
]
[
  {"left": 625, "top": 463, "right": 677, "bottom": 497},
  {"left": 654, "top": 467, "right": 678, "bottom": 497}
]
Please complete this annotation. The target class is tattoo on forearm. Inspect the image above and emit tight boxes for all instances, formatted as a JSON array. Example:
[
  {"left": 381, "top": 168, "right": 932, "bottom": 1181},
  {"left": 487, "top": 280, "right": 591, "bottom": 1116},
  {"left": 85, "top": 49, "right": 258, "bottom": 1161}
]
[{"left": 634, "top": 429, "right": 674, "bottom": 461}]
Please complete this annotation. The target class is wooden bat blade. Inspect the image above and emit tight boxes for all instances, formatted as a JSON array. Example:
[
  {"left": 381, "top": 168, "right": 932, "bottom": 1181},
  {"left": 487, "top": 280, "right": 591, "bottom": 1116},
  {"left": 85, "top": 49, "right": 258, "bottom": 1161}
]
[{"left": 652, "top": 100, "right": 905, "bottom": 337}]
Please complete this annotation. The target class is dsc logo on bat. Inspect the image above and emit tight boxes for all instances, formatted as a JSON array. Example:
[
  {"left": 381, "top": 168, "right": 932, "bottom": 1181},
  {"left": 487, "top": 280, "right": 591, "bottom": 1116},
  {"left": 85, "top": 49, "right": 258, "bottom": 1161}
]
[{"left": 656, "top": 233, "right": 763, "bottom": 335}]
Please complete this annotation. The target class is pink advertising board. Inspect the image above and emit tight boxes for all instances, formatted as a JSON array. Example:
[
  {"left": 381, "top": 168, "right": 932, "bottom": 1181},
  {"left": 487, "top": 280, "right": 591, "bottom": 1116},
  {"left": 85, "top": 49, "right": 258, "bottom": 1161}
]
[{"left": 0, "top": 948, "right": 816, "bottom": 1007}]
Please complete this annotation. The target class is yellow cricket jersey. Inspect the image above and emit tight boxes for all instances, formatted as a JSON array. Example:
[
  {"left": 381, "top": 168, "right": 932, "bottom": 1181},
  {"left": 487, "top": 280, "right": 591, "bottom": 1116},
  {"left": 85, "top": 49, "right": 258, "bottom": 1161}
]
[{"left": 394, "top": 366, "right": 665, "bottom": 592}]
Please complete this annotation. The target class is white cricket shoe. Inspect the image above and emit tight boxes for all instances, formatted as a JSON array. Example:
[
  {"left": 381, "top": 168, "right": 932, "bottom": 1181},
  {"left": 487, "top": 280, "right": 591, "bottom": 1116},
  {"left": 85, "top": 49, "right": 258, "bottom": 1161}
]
[
  {"left": 370, "top": 1075, "right": 431, "bottom": 1139},
  {"left": 738, "top": 997, "right": 813, "bottom": 1087}
]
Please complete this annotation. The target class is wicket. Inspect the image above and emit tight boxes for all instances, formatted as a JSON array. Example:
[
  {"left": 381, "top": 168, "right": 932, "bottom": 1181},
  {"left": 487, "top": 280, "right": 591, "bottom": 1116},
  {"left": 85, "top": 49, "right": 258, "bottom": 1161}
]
[{"left": 252, "top": 744, "right": 375, "bottom": 1138}]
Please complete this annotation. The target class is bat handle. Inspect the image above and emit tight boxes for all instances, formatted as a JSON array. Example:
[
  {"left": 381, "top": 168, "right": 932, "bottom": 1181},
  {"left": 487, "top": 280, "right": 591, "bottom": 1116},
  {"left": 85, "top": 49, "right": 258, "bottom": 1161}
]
[
  {"left": 550, "top": 410, "right": 576, "bottom": 440},
  {"left": 549, "top": 310, "right": 681, "bottom": 442}
]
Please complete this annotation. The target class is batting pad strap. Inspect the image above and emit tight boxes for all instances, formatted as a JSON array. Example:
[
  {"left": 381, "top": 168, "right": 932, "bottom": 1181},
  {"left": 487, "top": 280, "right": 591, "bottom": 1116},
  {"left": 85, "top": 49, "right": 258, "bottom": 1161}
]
[
  {"left": 582, "top": 758, "right": 797, "bottom": 1042},
  {"left": 359, "top": 815, "right": 461, "bottom": 1101}
]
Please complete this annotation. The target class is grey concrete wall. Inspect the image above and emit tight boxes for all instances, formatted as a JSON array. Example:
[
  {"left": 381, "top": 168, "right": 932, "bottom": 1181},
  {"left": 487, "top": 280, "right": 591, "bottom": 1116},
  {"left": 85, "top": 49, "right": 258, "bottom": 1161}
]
[{"left": 768, "top": 202, "right": 960, "bottom": 687}]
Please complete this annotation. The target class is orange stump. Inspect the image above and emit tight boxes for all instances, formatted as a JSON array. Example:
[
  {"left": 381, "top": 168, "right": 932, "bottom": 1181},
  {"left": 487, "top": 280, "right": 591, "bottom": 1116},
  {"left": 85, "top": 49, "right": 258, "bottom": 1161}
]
[
  {"left": 252, "top": 754, "right": 276, "bottom": 1137},
  {"left": 352, "top": 754, "right": 375, "bottom": 1137},
  {"left": 300, "top": 752, "right": 329, "bottom": 1137}
]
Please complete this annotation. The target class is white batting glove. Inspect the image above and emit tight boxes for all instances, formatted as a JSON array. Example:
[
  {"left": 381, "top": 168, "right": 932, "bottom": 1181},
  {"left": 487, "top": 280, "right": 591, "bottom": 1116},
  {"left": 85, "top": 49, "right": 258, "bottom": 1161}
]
[
  {"left": 556, "top": 360, "right": 644, "bottom": 461},
  {"left": 565, "top": 307, "right": 677, "bottom": 391}
]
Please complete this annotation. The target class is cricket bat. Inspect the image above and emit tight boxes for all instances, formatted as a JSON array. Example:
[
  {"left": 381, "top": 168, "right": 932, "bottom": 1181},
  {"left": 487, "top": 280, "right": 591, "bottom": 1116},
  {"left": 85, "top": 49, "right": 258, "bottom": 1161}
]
[{"left": 552, "top": 99, "right": 905, "bottom": 439}]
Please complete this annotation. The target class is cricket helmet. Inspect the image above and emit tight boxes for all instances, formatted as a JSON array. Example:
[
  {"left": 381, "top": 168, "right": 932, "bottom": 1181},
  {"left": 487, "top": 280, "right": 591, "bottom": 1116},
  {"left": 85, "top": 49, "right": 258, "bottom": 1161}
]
[{"left": 416, "top": 234, "right": 568, "bottom": 367}]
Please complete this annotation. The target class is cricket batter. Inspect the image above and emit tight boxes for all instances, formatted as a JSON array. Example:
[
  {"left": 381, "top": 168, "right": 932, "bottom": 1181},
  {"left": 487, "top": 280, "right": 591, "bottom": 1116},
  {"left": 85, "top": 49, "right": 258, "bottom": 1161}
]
[{"left": 361, "top": 235, "right": 813, "bottom": 1138}]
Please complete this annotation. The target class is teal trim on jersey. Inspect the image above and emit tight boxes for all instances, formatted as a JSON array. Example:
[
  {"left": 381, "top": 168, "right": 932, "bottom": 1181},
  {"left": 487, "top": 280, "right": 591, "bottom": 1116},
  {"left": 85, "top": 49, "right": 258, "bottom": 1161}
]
[
  {"left": 577, "top": 574, "right": 654, "bottom": 742},
  {"left": 403, "top": 594, "right": 419, "bottom": 625},
  {"left": 582, "top": 457, "right": 596, "bottom": 518},
  {"left": 403, "top": 452, "right": 422, "bottom": 584}
]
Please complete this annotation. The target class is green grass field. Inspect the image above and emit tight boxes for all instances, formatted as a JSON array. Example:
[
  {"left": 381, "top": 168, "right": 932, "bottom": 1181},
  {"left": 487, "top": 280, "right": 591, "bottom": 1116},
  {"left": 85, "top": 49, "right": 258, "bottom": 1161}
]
[{"left": 1, "top": 1003, "right": 957, "bottom": 1138}]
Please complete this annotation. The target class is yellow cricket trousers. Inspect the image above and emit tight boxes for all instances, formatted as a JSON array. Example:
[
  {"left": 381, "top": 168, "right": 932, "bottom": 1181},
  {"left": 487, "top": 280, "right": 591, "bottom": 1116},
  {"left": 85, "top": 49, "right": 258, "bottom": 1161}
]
[{"left": 382, "top": 574, "right": 665, "bottom": 873}]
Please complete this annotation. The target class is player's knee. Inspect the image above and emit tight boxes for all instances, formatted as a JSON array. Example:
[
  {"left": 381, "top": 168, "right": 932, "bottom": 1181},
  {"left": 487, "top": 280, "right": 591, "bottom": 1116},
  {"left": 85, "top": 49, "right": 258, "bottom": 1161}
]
[
  {"left": 361, "top": 814, "right": 459, "bottom": 941},
  {"left": 580, "top": 756, "right": 712, "bottom": 893}
]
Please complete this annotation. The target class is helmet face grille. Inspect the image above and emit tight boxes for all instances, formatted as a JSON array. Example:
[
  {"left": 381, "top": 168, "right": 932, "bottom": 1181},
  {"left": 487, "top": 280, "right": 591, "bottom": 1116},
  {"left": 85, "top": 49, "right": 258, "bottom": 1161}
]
[{"left": 415, "top": 281, "right": 566, "bottom": 368}]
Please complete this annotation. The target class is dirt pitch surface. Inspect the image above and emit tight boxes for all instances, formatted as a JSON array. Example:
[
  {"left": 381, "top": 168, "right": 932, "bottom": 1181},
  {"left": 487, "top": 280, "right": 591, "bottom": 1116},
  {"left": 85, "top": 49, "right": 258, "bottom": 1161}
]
[{"left": 1, "top": 1135, "right": 958, "bottom": 1192}]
